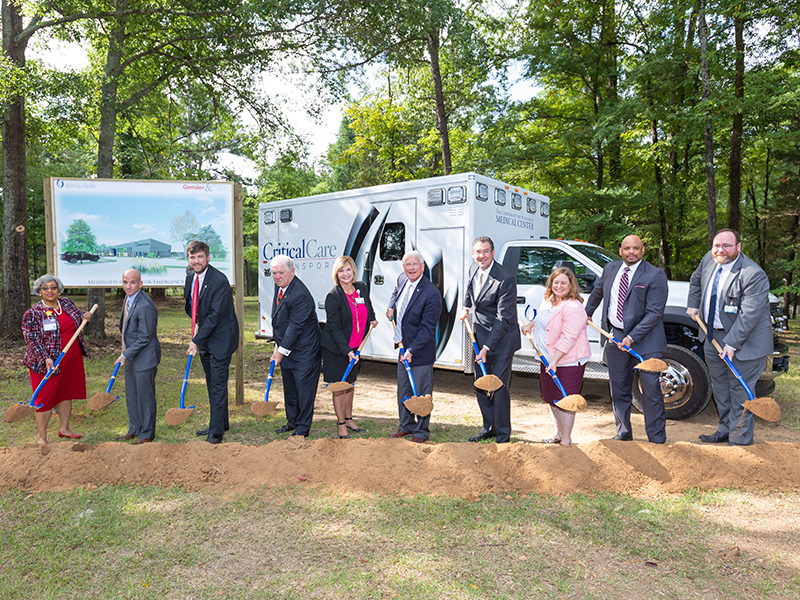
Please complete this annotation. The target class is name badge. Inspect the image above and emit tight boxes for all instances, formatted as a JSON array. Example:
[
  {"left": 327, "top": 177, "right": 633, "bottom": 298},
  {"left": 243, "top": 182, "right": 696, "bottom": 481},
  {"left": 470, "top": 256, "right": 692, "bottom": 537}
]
[
  {"left": 724, "top": 305, "right": 738, "bottom": 314},
  {"left": 355, "top": 297, "right": 365, "bottom": 305},
  {"left": 43, "top": 316, "right": 58, "bottom": 331}
]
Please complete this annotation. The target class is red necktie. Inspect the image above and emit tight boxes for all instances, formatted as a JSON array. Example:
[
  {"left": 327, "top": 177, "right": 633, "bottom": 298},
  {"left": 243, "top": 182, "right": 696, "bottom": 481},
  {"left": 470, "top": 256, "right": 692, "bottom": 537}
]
[
  {"left": 277, "top": 289, "right": 284, "bottom": 307},
  {"left": 191, "top": 275, "right": 199, "bottom": 334}
]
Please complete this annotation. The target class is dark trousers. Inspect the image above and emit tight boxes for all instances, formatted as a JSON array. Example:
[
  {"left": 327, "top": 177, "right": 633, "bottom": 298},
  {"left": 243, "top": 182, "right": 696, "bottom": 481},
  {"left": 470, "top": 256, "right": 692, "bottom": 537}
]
[
  {"left": 606, "top": 337, "right": 666, "bottom": 443},
  {"left": 396, "top": 361, "right": 433, "bottom": 439},
  {"left": 124, "top": 365, "right": 157, "bottom": 440},
  {"left": 282, "top": 352, "right": 321, "bottom": 436},
  {"left": 199, "top": 347, "right": 232, "bottom": 436},
  {"left": 475, "top": 350, "right": 514, "bottom": 443}
]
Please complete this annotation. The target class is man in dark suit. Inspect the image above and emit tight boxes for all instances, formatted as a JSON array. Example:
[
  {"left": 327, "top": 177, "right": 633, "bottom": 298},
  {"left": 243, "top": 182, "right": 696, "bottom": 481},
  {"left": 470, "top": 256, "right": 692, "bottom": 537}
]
[
  {"left": 386, "top": 250, "right": 443, "bottom": 442},
  {"left": 184, "top": 240, "right": 239, "bottom": 444},
  {"left": 115, "top": 269, "right": 161, "bottom": 444},
  {"left": 585, "top": 234, "right": 668, "bottom": 443},
  {"left": 460, "top": 236, "right": 521, "bottom": 444},
  {"left": 687, "top": 229, "right": 773, "bottom": 446},
  {"left": 270, "top": 254, "right": 322, "bottom": 438}
]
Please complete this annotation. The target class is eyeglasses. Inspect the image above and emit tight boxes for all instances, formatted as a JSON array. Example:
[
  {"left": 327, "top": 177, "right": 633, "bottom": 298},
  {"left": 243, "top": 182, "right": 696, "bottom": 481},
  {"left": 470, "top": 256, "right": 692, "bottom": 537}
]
[
  {"left": 712, "top": 243, "right": 736, "bottom": 250},
  {"left": 40, "top": 285, "right": 59, "bottom": 292}
]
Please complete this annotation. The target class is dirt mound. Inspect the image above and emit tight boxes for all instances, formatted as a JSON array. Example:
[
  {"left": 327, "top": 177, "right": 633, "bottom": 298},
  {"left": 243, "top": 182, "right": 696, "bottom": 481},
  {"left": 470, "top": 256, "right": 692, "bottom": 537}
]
[{"left": 3, "top": 439, "right": 799, "bottom": 497}]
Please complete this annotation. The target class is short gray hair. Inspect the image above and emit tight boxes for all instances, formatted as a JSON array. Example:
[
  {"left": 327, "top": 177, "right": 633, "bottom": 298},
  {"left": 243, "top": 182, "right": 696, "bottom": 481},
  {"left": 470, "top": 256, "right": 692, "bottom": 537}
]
[
  {"left": 271, "top": 255, "right": 295, "bottom": 270},
  {"left": 402, "top": 250, "right": 424, "bottom": 266},
  {"left": 33, "top": 274, "right": 64, "bottom": 295}
]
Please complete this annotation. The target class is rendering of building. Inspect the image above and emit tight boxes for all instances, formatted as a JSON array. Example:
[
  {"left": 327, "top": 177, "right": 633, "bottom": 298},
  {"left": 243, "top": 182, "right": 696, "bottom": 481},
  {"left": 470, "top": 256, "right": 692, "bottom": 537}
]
[{"left": 116, "top": 238, "right": 172, "bottom": 258}]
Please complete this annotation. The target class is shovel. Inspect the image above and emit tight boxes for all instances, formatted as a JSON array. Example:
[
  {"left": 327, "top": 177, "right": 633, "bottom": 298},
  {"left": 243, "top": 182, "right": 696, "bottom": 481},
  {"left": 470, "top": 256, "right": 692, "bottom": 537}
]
[
  {"left": 327, "top": 324, "right": 375, "bottom": 393},
  {"left": 87, "top": 362, "right": 122, "bottom": 410},
  {"left": 6, "top": 304, "right": 98, "bottom": 423},
  {"left": 519, "top": 320, "right": 586, "bottom": 412},
  {"left": 692, "top": 314, "right": 781, "bottom": 422},
  {"left": 165, "top": 353, "right": 196, "bottom": 426},
  {"left": 463, "top": 319, "right": 504, "bottom": 392},
  {"left": 251, "top": 359, "right": 278, "bottom": 416},
  {"left": 391, "top": 319, "right": 433, "bottom": 417},
  {"left": 586, "top": 320, "right": 668, "bottom": 373}
]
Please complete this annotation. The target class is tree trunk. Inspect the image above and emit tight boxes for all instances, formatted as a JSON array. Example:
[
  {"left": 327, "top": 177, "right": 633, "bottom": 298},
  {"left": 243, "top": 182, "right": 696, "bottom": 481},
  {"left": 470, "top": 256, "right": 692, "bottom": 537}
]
[
  {"left": 86, "top": 7, "right": 127, "bottom": 340},
  {"left": 0, "top": 0, "right": 31, "bottom": 341},
  {"left": 699, "top": 0, "right": 716, "bottom": 249},
  {"left": 651, "top": 119, "right": 671, "bottom": 277},
  {"left": 427, "top": 27, "right": 451, "bottom": 176},
  {"left": 727, "top": 13, "right": 744, "bottom": 232}
]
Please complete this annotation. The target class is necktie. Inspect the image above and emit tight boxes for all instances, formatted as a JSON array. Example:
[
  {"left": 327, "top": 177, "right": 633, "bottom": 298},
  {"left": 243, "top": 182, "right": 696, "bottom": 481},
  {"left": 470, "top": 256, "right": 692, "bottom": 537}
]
[
  {"left": 477, "top": 272, "right": 484, "bottom": 295},
  {"left": 394, "top": 284, "right": 412, "bottom": 343},
  {"left": 277, "top": 289, "right": 284, "bottom": 307},
  {"left": 615, "top": 267, "right": 630, "bottom": 323},
  {"left": 121, "top": 299, "right": 130, "bottom": 352},
  {"left": 707, "top": 266, "right": 722, "bottom": 342},
  {"left": 191, "top": 275, "right": 199, "bottom": 334}
]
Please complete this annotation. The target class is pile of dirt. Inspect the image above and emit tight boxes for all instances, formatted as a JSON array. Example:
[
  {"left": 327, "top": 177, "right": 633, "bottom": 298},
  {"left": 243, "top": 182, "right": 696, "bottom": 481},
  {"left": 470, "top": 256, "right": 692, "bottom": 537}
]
[{"left": 2, "top": 438, "right": 799, "bottom": 497}]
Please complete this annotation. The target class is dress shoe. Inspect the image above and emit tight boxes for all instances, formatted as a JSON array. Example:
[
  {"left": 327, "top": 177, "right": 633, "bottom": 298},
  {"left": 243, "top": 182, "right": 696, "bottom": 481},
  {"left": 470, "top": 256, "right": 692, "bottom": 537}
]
[
  {"left": 388, "top": 430, "right": 411, "bottom": 438},
  {"left": 699, "top": 431, "right": 728, "bottom": 444},
  {"left": 206, "top": 434, "right": 224, "bottom": 444},
  {"left": 468, "top": 432, "right": 495, "bottom": 443},
  {"left": 275, "top": 424, "right": 295, "bottom": 434},
  {"left": 612, "top": 433, "right": 633, "bottom": 441},
  {"left": 196, "top": 428, "right": 210, "bottom": 436},
  {"left": 132, "top": 438, "right": 153, "bottom": 445},
  {"left": 411, "top": 437, "right": 426, "bottom": 443},
  {"left": 728, "top": 441, "right": 752, "bottom": 447},
  {"left": 115, "top": 434, "right": 136, "bottom": 441},
  {"left": 58, "top": 432, "right": 82, "bottom": 439},
  {"left": 288, "top": 432, "right": 305, "bottom": 439}
]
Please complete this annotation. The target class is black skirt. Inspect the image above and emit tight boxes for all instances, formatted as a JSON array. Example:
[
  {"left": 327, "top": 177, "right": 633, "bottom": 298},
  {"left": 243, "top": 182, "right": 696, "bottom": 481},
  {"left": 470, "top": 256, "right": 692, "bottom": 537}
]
[{"left": 322, "top": 346, "right": 361, "bottom": 384}]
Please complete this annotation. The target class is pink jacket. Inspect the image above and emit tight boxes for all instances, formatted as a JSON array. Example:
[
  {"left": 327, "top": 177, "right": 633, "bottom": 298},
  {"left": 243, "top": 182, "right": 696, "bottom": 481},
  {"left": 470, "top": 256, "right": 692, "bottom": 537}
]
[{"left": 545, "top": 299, "right": 591, "bottom": 365}]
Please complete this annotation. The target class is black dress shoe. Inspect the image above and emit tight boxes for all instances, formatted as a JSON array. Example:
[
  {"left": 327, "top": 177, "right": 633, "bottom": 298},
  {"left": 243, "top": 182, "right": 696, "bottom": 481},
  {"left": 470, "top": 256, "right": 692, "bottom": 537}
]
[
  {"left": 612, "top": 433, "right": 633, "bottom": 441},
  {"left": 468, "top": 432, "right": 496, "bottom": 442},
  {"left": 275, "top": 424, "right": 295, "bottom": 434},
  {"left": 196, "top": 428, "right": 210, "bottom": 436},
  {"left": 699, "top": 431, "right": 728, "bottom": 444},
  {"left": 206, "top": 434, "right": 224, "bottom": 444}
]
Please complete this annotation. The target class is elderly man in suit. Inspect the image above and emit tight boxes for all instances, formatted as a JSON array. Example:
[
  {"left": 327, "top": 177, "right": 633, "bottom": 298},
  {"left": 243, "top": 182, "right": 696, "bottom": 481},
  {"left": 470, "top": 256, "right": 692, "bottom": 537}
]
[
  {"left": 115, "top": 269, "right": 161, "bottom": 444},
  {"left": 185, "top": 240, "right": 240, "bottom": 444},
  {"left": 460, "top": 236, "right": 521, "bottom": 444},
  {"left": 687, "top": 229, "right": 773, "bottom": 446},
  {"left": 270, "top": 254, "right": 322, "bottom": 438},
  {"left": 585, "top": 234, "right": 669, "bottom": 443},
  {"left": 386, "top": 250, "right": 443, "bottom": 442}
]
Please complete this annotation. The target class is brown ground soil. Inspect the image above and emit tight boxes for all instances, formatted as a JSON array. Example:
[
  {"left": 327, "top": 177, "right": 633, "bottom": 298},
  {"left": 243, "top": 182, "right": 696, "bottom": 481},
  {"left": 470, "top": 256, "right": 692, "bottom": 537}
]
[{"left": 1, "top": 363, "right": 799, "bottom": 497}]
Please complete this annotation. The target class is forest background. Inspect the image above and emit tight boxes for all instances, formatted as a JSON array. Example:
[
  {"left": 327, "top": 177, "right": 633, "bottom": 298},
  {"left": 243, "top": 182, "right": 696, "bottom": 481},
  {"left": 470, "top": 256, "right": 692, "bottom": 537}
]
[{"left": 1, "top": 0, "right": 798, "bottom": 340}]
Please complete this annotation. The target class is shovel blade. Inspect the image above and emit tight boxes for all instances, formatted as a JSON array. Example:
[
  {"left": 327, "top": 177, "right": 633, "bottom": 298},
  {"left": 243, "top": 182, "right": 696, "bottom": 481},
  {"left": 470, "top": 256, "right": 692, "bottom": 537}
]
[
  {"left": 5, "top": 403, "right": 36, "bottom": 423},
  {"left": 634, "top": 358, "right": 669, "bottom": 373},
  {"left": 251, "top": 401, "right": 279, "bottom": 416},
  {"left": 742, "top": 397, "right": 781, "bottom": 422},
  {"left": 87, "top": 392, "right": 117, "bottom": 410},
  {"left": 326, "top": 381, "right": 354, "bottom": 393},
  {"left": 404, "top": 394, "right": 434, "bottom": 417},
  {"left": 555, "top": 394, "right": 587, "bottom": 413},
  {"left": 474, "top": 374, "right": 504, "bottom": 392},
  {"left": 165, "top": 407, "right": 194, "bottom": 426}
]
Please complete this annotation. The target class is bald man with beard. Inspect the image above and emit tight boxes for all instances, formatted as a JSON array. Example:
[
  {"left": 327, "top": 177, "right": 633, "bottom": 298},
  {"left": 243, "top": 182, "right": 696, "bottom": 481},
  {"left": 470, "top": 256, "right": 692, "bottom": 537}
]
[{"left": 585, "top": 235, "right": 669, "bottom": 443}]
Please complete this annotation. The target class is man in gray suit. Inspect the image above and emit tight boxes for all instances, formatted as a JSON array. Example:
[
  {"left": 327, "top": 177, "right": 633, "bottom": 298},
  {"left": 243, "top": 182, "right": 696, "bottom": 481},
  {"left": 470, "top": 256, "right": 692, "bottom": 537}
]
[
  {"left": 687, "top": 229, "right": 772, "bottom": 446},
  {"left": 585, "top": 235, "right": 668, "bottom": 443},
  {"left": 115, "top": 269, "right": 161, "bottom": 444},
  {"left": 460, "top": 236, "right": 521, "bottom": 444}
]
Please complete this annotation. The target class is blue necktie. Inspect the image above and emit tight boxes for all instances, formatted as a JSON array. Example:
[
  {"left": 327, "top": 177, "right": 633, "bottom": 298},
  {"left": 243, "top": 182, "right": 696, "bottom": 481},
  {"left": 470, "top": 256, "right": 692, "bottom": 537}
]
[{"left": 707, "top": 266, "right": 722, "bottom": 342}]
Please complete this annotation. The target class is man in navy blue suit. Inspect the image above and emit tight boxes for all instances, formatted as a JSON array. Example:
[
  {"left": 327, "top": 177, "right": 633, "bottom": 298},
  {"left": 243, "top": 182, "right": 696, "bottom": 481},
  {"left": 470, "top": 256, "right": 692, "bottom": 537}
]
[
  {"left": 184, "top": 240, "right": 239, "bottom": 444},
  {"left": 386, "top": 251, "right": 442, "bottom": 443},
  {"left": 270, "top": 254, "right": 322, "bottom": 438}
]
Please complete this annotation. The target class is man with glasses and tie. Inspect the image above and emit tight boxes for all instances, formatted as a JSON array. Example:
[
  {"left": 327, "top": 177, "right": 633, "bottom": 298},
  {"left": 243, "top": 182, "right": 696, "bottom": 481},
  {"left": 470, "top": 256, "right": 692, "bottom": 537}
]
[
  {"left": 585, "top": 235, "right": 669, "bottom": 443},
  {"left": 185, "top": 240, "right": 239, "bottom": 444},
  {"left": 386, "top": 251, "right": 442, "bottom": 442},
  {"left": 460, "top": 236, "right": 521, "bottom": 444},
  {"left": 687, "top": 229, "right": 772, "bottom": 446}
]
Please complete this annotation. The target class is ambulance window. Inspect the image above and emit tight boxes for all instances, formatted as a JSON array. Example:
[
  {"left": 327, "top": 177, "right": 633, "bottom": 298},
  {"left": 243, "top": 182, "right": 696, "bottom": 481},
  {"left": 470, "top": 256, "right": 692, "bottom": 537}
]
[
  {"left": 541, "top": 202, "right": 550, "bottom": 217},
  {"left": 511, "top": 193, "right": 522, "bottom": 210},
  {"left": 476, "top": 183, "right": 488, "bottom": 202},
  {"left": 427, "top": 189, "right": 445, "bottom": 206},
  {"left": 495, "top": 189, "right": 506, "bottom": 206},
  {"left": 280, "top": 208, "right": 292, "bottom": 222},
  {"left": 380, "top": 223, "right": 405, "bottom": 261},
  {"left": 526, "top": 198, "right": 537, "bottom": 214},
  {"left": 263, "top": 210, "right": 276, "bottom": 224},
  {"left": 447, "top": 186, "right": 466, "bottom": 204},
  {"left": 517, "top": 247, "right": 587, "bottom": 286}
]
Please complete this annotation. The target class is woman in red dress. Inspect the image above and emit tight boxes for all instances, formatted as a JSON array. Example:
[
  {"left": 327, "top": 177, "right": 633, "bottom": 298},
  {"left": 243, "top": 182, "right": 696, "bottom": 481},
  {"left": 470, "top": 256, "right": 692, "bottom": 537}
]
[{"left": 22, "top": 275, "right": 92, "bottom": 445}]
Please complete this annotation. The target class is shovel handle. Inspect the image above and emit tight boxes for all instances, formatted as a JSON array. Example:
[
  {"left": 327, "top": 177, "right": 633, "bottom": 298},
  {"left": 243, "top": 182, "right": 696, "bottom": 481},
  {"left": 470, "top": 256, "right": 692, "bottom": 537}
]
[
  {"left": 340, "top": 323, "right": 376, "bottom": 383},
  {"left": 106, "top": 361, "right": 122, "bottom": 393},
  {"left": 263, "top": 359, "right": 276, "bottom": 401},
  {"left": 179, "top": 354, "right": 196, "bottom": 410},
  {"left": 463, "top": 319, "right": 489, "bottom": 376},
  {"left": 27, "top": 304, "right": 98, "bottom": 407},
  {"left": 586, "top": 319, "right": 646, "bottom": 362},
  {"left": 692, "top": 314, "right": 755, "bottom": 402},
  {"left": 518, "top": 320, "right": 569, "bottom": 399},
  {"left": 392, "top": 318, "right": 420, "bottom": 397}
]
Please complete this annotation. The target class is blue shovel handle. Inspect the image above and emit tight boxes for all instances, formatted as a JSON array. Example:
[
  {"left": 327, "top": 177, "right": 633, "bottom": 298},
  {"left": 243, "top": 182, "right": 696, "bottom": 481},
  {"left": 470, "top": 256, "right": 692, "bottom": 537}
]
[
  {"left": 106, "top": 362, "right": 122, "bottom": 393},
  {"left": 470, "top": 341, "right": 489, "bottom": 377},
  {"left": 721, "top": 354, "right": 756, "bottom": 402},
  {"left": 263, "top": 360, "right": 276, "bottom": 401},
  {"left": 537, "top": 352, "right": 570, "bottom": 399},
  {"left": 609, "top": 336, "right": 646, "bottom": 363},
  {"left": 340, "top": 351, "right": 361, "bottom": 383},
  {"left": 179, "top": 355, "right": 196, "bottom": 410},
  {"left": 28, "top": 350, "right": 67, "bottom": 407},
  {"left": 402, "top": 358, "right": 419, "bottom": 397}
]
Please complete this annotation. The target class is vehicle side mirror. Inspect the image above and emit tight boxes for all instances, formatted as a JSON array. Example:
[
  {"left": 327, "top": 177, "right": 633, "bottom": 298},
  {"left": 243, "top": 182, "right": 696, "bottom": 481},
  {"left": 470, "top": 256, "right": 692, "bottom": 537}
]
[{"left": 577, "top": 272, "right": 597, "bottom": 293}]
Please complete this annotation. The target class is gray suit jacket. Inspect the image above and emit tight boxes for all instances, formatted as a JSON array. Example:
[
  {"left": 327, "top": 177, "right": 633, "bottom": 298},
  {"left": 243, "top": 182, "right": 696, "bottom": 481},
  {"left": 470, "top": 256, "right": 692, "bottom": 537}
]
[
  {"left": 687, "top": 252, "right": 772, "bottom": 361},
  {"left": 121, "top": 291, "right": 161, "bottom": 371},
  {"left": 585, "top": 260, "right": 668, "bottom": 356}
]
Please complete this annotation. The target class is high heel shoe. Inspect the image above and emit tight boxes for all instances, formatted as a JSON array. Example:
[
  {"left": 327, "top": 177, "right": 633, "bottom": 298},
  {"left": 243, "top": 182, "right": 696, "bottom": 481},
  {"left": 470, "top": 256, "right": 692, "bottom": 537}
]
[
  {"left": 337, "top": 422, "right": 351, "bottom": 439},
  {"left": 344, "top": 417, "right": 366, "bottom": 433},
  {"left": 58, "top": 432, "right": 82, "bottom": 439}
]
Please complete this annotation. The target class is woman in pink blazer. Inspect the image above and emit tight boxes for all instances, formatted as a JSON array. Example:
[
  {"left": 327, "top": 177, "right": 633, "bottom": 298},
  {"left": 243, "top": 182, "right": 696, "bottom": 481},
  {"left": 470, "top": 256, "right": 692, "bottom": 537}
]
[{"left": 522, "top": 267, "right": 591, "bottom": 445}]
